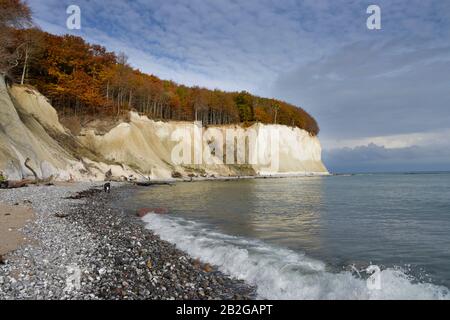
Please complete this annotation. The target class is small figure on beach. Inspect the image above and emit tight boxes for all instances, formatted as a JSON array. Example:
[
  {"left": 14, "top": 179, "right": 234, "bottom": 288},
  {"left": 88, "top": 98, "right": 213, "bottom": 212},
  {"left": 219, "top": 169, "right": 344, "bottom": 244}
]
[{"left": 104, "top": 182, "right": 111, "bottom": 193}]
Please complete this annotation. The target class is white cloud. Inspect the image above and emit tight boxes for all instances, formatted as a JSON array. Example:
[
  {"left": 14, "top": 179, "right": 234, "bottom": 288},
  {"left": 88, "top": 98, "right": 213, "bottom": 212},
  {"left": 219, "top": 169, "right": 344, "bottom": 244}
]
[
  {"left": 323, "top": 143, "right": 450, "bottom": 173},
  {"left": 322, "top": 129, "right": 450, "bottom": 150}
]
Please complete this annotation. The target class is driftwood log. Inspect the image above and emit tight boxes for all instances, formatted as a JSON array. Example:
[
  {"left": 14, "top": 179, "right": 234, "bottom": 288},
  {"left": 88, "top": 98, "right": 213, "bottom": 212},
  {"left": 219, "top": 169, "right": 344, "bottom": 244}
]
[
  {"left": 0, "top": 159, "right": 54, "bottom": 189},
  {"left": 24, "top": 157, "right": 54, "bottom": 185},
  {"left": 24, "top": 157, "right": 39, "bottom": 182}
]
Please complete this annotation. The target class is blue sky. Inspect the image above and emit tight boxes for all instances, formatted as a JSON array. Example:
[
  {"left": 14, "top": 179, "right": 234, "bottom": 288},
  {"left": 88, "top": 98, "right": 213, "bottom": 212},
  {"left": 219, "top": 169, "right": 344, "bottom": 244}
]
[{"left": 29, "top": 0, "right": 450, "bottom": 172}]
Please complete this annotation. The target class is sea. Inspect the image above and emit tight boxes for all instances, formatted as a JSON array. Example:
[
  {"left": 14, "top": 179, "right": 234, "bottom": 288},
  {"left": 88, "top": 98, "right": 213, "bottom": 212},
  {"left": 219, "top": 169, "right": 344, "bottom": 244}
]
[{"left": 119, "top": 173, "right": 450, "bottom": 299}]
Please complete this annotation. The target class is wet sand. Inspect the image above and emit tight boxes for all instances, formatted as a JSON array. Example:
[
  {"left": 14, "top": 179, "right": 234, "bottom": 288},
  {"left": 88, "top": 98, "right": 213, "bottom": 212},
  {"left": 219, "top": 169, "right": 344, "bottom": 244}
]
[{"left": 0, "top": 203, "right": 35, "bottom": 256}]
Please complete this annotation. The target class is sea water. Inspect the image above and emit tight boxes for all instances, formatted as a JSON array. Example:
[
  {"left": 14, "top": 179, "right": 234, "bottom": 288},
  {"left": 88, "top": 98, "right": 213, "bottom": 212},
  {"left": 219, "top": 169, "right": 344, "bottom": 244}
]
[{"left": 122, "top": 173, "right": 450, "bottom": 299}]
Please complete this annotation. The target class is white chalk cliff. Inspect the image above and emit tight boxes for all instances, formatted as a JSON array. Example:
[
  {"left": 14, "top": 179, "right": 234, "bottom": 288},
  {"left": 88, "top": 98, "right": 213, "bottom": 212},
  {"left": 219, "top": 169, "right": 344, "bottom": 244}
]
[{"left": 0, "top": 75, "right": 328, "bottom": 181}]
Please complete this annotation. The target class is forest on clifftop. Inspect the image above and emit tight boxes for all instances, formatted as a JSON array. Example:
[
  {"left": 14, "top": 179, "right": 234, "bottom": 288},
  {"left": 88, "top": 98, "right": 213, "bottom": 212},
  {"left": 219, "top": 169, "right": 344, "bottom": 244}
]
[{"left": 1, "top": 0, "right": 319, "bottom": 135}]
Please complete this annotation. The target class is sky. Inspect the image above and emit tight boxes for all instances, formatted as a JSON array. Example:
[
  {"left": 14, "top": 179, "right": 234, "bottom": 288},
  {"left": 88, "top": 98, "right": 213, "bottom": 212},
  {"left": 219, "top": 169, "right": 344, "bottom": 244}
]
[{"left": 28, "top": 0, "right": 450, "bottom": 172}]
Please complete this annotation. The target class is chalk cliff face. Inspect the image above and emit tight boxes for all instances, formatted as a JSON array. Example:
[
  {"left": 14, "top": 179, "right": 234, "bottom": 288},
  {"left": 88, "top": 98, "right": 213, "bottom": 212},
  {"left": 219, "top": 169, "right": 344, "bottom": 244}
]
[
  {"left": 78, "top": 113, "right": 328, "bottom": 178},
  {"left": 0, "top": 76, "right": 139, "bottom": 181},
  {"left": 0, "top": 76, "right": 328, "bottom": 181},
  {"left": 0, "top": 75, "right": 73, "bottom": 181}
]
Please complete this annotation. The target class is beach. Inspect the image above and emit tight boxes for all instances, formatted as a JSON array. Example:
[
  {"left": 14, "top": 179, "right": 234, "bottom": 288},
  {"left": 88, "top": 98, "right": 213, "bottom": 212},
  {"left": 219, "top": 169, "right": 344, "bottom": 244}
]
[
  {"left": 0, "top": 183, "right": 254, "bottom": 300},
  {"left": 0, "top": 203, "right": 35, "bottom": 257}
]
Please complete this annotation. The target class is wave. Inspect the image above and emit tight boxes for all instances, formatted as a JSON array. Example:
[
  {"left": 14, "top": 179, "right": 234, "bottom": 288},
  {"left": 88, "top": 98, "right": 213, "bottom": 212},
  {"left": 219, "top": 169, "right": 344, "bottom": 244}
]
[{"left": 142, "top": 213, "right": 450, "bottom": 300}]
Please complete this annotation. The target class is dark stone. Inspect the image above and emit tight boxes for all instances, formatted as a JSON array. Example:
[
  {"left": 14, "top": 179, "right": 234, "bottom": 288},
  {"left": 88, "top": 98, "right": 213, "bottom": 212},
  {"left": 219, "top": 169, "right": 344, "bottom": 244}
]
[
  {"left": 171, "top": 171, "right": 182, "bottom": 178},
  {"left": 136, "top": 208, "right": 151, "bottom": 217}
]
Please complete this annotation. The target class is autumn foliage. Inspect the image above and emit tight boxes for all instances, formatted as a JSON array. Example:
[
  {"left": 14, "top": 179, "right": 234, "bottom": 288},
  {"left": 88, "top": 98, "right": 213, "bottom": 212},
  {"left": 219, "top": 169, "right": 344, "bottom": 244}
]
[
  {"left": 0, "top": 0, "right": 31, "bottom": 74},
  {"left": 5, "top": 2, "right": 319, "bottom": 135}
]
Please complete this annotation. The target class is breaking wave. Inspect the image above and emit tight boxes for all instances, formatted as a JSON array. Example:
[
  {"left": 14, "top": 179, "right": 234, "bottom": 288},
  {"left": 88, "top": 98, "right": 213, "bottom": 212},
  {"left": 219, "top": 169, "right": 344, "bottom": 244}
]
[{"left": 142, "top": 213, "right": 450, "bottom": 300}]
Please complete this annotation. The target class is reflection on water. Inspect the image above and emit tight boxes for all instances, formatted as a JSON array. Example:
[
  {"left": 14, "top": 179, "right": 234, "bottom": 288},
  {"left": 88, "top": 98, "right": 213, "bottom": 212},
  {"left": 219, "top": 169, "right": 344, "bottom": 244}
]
[
  {"left": 249, "top": 178, "right": 324, "bottom": 251},
  {"left": 132, "top": 178, "right": 324, "bottom": 252}
]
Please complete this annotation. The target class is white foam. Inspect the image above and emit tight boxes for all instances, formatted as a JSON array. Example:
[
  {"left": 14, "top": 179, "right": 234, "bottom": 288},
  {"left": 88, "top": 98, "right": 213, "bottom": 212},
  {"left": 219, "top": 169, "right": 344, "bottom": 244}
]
[{"left": 142, "top": 214, "right": 450, "bottom": 300}]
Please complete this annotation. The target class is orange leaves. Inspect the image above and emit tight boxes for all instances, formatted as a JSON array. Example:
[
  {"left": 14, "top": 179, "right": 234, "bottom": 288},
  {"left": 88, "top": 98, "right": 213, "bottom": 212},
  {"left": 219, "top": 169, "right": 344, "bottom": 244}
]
[
  {"left": 4, "top": 0, "right": 320, "bottom": 132},
  {"left": 254, "top": 106, "right": 272, "bottom": 124},
  {"left": 0, "top": 0, "right": 31, "bottom": 28},
  {"left": 10, "top": 28, "right": 319, "bottom": 134},
  {"left": 27, "top": 32, "right": 110, "bottom": 113}
]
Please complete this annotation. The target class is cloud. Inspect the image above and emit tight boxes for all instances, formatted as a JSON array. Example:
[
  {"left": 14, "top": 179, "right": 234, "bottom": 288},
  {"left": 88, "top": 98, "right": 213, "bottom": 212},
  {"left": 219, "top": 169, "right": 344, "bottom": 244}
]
[
  {"left": 323, "top": 143, "right": 450, "bottom": 173},
  {"left": 322, "top": 128, "right": 450, "bottom": 150},
  {"left": 29, "top": 1, "right": 450, "bottom": 94},
  {"left": 30, "top": 0, "right": 343, "bottom": 91},
  {"left": 271, "top": 40, "right": 450, "bottom": 141}
]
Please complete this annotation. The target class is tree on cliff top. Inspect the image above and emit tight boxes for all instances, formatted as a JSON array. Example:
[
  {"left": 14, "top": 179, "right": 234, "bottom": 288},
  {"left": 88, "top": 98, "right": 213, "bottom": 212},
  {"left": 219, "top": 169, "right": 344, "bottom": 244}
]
[
  {"left": 0, "top": 0, "right": 32, "bottom": 75},
  {"left": 2, "top": 1, "right": 320, "bottom": 136},
  {"left": 0, "top": 0, "right": 31, "bottom": 28}
]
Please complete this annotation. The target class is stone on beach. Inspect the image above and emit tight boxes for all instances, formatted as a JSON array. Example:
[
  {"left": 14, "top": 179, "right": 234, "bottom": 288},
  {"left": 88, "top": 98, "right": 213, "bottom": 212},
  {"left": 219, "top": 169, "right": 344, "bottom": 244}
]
[
  {"left": 136, "top": 208, "right": 151, "bottom": 217},
  {"left": 203, "top": 263, "right": 213, "bottom": 273}
]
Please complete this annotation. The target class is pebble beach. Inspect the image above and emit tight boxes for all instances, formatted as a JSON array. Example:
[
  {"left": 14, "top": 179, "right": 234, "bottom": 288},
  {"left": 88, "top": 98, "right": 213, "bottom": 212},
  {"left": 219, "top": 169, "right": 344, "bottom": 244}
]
[{"left": 0, "top": 183, "right": 255, "bottom": 300}]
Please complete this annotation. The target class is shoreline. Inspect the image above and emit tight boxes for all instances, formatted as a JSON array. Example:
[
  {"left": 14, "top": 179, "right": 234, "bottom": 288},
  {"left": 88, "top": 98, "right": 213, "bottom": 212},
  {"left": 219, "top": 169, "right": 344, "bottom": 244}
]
[
  {"left": 0, "top": 183, "right": 255, "bottom": 300},
  {"left": 103, "top": 171, "right": 331, "bottom": 185}
]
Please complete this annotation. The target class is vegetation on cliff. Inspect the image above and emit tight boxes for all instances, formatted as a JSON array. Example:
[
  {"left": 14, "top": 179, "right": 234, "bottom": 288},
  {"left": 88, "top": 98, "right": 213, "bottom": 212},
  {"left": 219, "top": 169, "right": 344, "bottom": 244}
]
[{"left": 1, "top": 0, "right": 319, "bottom": 135}]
